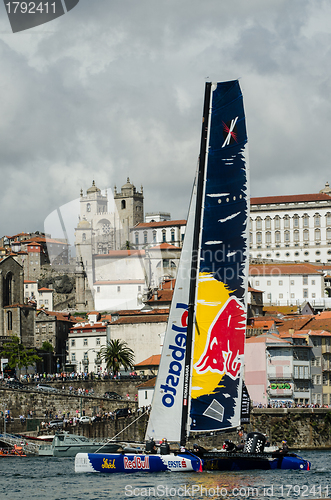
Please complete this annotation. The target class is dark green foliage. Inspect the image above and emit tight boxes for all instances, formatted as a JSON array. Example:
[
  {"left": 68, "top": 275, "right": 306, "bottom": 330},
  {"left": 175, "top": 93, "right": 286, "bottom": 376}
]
[
  {"left": 41, "top": 341, "right": 54, "bottom": 353},
  {"left": 1, "top": 336, "right": 41, "bottom": 370},
  {"left": 99, "top": 339, "right": 135, "bottom": 376}
]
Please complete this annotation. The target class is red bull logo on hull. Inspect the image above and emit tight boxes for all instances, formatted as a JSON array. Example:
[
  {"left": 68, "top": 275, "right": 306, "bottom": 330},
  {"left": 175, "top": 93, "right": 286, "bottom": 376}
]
[{"left": 194, "top": 296, "right": 245, "bottom": 380}]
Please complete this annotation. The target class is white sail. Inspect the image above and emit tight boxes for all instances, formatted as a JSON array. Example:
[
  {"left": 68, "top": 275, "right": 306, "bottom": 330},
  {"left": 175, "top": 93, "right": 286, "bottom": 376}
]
[{"left": 145, "top": 179, "right": 197, "bottom": 443}]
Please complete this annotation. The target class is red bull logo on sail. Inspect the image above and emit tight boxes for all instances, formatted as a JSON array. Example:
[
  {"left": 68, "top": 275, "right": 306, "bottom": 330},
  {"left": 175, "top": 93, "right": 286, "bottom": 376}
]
[
  {"left": 194, "top": 296, "right": 245, "bottom": 380},
  {"left": 161, "top": 303, "right": 188, "bottom": 408}
]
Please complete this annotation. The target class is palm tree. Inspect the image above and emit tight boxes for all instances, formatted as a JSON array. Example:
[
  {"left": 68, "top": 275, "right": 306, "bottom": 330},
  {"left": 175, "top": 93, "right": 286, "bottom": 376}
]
[{"left": 99, "top": 339, "right": 134, "bottom": 376}]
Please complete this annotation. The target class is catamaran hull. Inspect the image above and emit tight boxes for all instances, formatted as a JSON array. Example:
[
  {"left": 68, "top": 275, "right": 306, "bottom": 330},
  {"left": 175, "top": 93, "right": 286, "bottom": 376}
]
[
  {"left": 75, "top": 452, "right": 202, "bottom": 473},
  {"left": 202, "top": 452, "right": 311, "bottom": 471}
]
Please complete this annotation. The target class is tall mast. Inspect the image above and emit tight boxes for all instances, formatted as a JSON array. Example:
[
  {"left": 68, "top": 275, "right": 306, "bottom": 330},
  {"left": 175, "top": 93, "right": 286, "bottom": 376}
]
[{"left": 180, "top": 82, "right": 212, "bottom": 446}]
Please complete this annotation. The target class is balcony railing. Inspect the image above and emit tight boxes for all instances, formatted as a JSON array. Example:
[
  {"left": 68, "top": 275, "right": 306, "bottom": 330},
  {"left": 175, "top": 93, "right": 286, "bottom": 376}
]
[
  {"left": 268, "top": 374, "right": 293, "bottom": 380},
  {"left": 269, "top": 389, "right": 293, "bottom": 396}
]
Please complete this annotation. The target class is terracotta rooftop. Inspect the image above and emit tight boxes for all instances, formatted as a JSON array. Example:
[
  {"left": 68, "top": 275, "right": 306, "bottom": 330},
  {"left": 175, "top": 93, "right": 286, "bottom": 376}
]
[
  {"left": 251, "top": 193, "right": 331, "bottom": 205},
  {"left": 135, "top": 355, "right": 161, "bottom": 367},
  {"left": 246, "top": 333, "right": 290, "bottom": 344},
  {"left": 134, "top": 219, "right": 187, "bottom": 229},
  {"left": 149, "top": 243, "right": 181, "bottom": 251},
  {"left": 112, "top": 315, "right": 168, "bottom": 325},
  {"left": 250, "top": 263, "right": 322, "bottom": 276},
  {"left": 277, "top": 316, "right": 313, "bottom": 333},
  {"left": 37, "top": 310, "right": 75, "bottom": 322},
  {"left": 147, "top": 289, "right": 173, "bottom": 303},
  {"left": 248, "top": 287, "right": 263, "bottom": 293},
  {"left": 95, "top": 250, "right": 145, "bottom": 258}
]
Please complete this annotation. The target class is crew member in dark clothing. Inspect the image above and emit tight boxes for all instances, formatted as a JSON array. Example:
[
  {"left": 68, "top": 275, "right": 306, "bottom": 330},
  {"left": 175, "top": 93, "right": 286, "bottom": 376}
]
[
  {"left": 145, "top": 437, "right": 157, "bottom": 454},
  {"left": 192, "top": 443, "right": 207, "bottom": 457},
  {"left": 279, "top": 440, "right": 288, "bottom": 454},
  {"left": 160, "top": 438, "right": 170, "bottom": 455}
]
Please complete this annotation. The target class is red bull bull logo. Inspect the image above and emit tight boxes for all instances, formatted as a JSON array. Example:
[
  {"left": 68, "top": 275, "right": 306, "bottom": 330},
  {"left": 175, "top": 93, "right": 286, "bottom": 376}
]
[
  {"left": 194, "top": 296, "right": 245, "bottom": 380},
  {"left": 161, "top": 303, "right": 188, "bottom": 408}
]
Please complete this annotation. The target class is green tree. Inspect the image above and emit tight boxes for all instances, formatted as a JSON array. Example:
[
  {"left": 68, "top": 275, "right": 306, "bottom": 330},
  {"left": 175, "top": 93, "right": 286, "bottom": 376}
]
[
  {"left": 99, "top": 339, "right": 134, "bottom": 376},
  {"left": 1, "top": 336, "right": 41, "bottom": 376},
  {"left": 41, "top": 341, "right": 54, "bottom": 353}
]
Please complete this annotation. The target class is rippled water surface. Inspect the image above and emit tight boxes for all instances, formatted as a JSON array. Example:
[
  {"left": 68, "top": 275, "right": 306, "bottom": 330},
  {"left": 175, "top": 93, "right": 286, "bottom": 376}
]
[{"left": 1, "top": 450, "right": 330, "bottom": 500}]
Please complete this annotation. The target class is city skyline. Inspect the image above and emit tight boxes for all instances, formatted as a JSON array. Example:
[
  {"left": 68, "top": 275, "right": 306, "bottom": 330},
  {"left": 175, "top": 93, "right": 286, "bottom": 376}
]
[{"left": 0, "top": 1, "right": 330, "bottom": 236}]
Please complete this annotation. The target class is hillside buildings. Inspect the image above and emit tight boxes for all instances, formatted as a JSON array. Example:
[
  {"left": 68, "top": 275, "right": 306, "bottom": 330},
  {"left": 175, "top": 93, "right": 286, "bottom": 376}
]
[{"left": 245, "top": 328, "right": 331, "bottom": 407}]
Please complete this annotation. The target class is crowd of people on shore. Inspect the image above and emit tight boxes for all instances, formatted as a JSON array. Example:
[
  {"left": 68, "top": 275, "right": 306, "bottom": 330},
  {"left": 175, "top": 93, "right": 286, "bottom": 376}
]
[
  {"left": 253, "top": 401, "right": 330, "bottom": 408},
  {"left": 10, "top": 371, "right": 141, "bottom": 383}
]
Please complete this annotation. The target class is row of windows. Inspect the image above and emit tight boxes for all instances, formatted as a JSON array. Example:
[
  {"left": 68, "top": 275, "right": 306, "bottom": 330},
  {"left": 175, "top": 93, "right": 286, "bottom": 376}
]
[
  {"left": 267, "top": 291, "right": 316, "bottom": 299},
  {"left": 254, "top": 250, "right": 331, "bottom": 261},
  {"left": 252, "top": 228, "right": 331, "bottom": 244},
  {"left": 135, "top": 229, "right": 177, "bottom": 245},
  {"left": 71, "top": 338, "right": 101, "bottom": 347},
  {"left": 252, "top": 213, "right": 331, "bottom": 230},
  {"left": 96, "top": 286, "right": 142, "bottom": 293},
  {"left": 255, "top": 278, "right": 316, "bottom": 286}
]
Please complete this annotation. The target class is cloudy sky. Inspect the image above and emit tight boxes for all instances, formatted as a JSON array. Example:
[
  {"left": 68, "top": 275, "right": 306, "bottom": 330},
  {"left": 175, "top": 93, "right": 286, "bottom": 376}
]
[{"left": 0, "top": 0, "right": 330, "bottom": 237}]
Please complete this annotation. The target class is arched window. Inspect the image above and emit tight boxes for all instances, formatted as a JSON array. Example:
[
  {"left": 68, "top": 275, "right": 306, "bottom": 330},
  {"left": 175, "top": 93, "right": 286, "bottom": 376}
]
[
  {"left": 284, "top": 215, "right": 290, "bottom": 229},
  {"left": 143, "top": 231, "right": 148, "bottom": 244},
  {"left": 152, "top": 230, "right": 156, "bottom": 243},
  {"left": 303, "top": 229, "right": 309, "bottom": 241},
  {"left": 265, "top": 217, "right": 271, "bottom": 230},
  {"left": 162, "top": 230, "right": 166, "bottom": 242},
  {"left": 86, "top": 203, "right": 91, "bottom": 212},
  {"left": 327, "top": 228, "right": 331, "bottom": 241},
  {"left": 82, "top": 233, "right": 86, "bottom": 242},
  {"left": 121, "top": 200, "right": 126, "bottom": 209},
  {"left": 7, "top": 311, "right": 12, "bottom": 330},
  {"left": 266, "top": 232, "right": 271, "bottom": 244},
  {"left": 314, "top": 213, "right": 321, "bottom": 227},
  {"left": 256, "top": 232, "right": 262, "bottom": 244},
  {"left": 285, "top": 230, "right": 290, "bottom": 242},
  {"left": 293, "top": 214, "right": 299, "bottom": 228},
  {"left": 303, "top": 214, "right": 309, "bottom": 227},
  {"left": 171, "top": 229, "right": 175, "bottom": 242},
  {"left": 315, "top": 228, "right": 321, "bottom": 241},
  {"left": 294, "top": 230, "right": 299, "bottom": 242},
  {"left": 275, "top": 231, "right": 281, "bottom": 243},
  {"left": 135, "top": 232, "right": 139, "bottom": 245},
  {"left": 326, "top": 212, "right": 331, "bottom": 227},
  {"left": 4, "top": 272, "right": 13, "bottom": 307},
  {"left": 256, "top": 217, "right": 262, "bottom": 230},
  {"left": 274, "top": 216, "right": 280, "bottom": 229}
]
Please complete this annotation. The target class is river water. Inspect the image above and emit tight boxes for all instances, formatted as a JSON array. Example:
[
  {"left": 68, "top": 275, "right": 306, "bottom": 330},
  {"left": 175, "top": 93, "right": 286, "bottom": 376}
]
[{"left": 1, "top": 450, "right": 330, "bottom": 500}]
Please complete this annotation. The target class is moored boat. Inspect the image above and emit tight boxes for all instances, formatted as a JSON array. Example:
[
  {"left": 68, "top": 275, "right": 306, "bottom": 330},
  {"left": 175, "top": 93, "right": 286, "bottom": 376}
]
[{"left": 39, "top": 431, "right": 121, "bottom": 457}]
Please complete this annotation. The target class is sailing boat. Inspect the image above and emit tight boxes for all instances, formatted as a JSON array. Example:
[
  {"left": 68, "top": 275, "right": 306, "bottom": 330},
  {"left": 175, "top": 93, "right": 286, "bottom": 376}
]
[{"left": 75, "top": 81, "right": 311, "bottom": 473}]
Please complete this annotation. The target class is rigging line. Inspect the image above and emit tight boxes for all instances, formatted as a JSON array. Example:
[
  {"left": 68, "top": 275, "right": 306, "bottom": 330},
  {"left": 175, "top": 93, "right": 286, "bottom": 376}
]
[{"left": 93, "top": 409, "right": 149, "bottom": 453}]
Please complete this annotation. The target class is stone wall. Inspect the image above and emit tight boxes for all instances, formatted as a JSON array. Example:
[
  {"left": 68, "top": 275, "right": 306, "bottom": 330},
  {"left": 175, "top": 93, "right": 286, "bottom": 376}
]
[{"left": 2, "top": 384, "right": 331, "bottom": 449}]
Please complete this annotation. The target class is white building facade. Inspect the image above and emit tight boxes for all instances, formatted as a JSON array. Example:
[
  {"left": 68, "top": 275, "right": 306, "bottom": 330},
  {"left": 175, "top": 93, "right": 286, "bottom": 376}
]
[
  {"left": 250, "top": 186, "right": 331, "bottom": 263},
  {"left": 249, "top": 263, "right": 329, "bottom": 307}
]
